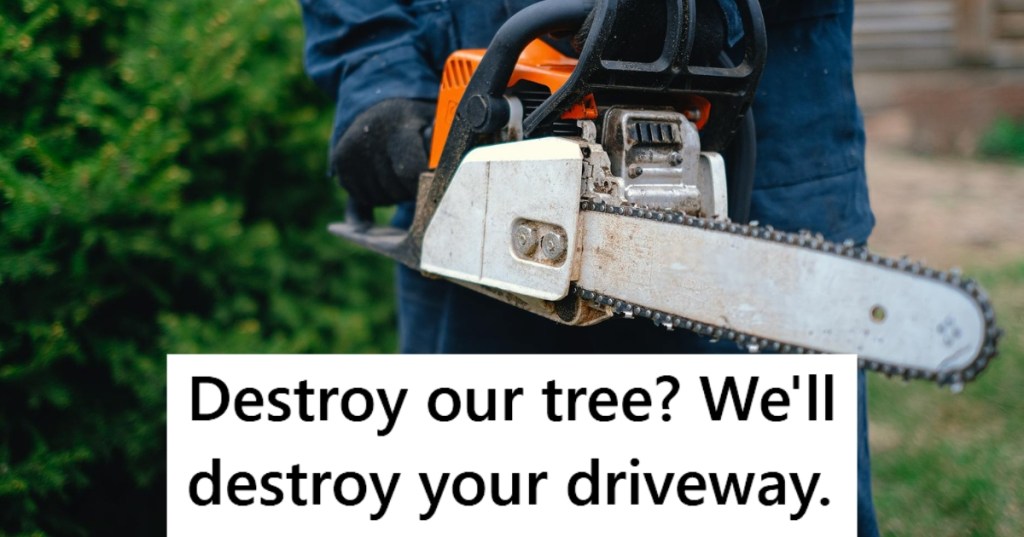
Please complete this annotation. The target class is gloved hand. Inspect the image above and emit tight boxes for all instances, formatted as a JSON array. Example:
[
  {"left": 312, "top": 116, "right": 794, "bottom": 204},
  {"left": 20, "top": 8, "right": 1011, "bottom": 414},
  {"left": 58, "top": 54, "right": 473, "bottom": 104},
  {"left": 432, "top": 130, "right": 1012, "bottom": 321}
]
[{"left": 331, "top": 99, "right": 435, "bottom": 206}]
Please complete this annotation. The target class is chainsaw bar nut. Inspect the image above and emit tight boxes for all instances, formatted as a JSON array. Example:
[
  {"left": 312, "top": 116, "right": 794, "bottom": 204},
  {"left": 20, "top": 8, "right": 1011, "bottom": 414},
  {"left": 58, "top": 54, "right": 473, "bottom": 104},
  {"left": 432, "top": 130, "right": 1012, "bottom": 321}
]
[
  {"left": 540, "top": 231, "right": 566, "bottom": 261},
  {"left": 513, "top": 224, "right": 538, "bottom": 257},
  {"left": 511, "top": 220, "right": 568, "bottom": 266}
]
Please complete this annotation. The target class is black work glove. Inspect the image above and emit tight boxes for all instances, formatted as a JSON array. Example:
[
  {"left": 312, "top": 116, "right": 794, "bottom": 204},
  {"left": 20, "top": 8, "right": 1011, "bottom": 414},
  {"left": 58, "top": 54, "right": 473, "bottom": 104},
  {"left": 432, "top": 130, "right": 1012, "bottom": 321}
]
[{"left": 331, "top": 99, "right": 435, "bottom": 206}]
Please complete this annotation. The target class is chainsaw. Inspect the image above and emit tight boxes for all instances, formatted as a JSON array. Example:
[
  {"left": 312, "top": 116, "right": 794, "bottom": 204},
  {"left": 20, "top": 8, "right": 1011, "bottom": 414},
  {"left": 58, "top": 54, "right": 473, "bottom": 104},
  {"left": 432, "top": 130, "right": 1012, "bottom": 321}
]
[{"left": 330, "top": 0, "right": 1001, "bottom": 388}]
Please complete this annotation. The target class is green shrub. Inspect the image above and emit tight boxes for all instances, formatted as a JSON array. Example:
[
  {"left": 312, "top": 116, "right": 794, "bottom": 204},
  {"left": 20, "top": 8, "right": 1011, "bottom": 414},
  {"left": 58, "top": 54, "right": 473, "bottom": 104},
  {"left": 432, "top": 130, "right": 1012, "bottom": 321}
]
[
  {"left": 0, "top": 0, "right": 397, "bottom": 534},
  {"left": 978, "top": 117, "right": 1024, "bottom": 161}
]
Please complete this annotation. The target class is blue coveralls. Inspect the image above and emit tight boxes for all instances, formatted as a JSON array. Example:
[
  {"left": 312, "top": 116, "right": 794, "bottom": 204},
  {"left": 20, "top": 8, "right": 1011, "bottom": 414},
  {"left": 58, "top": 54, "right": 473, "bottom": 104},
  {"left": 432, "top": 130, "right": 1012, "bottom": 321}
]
[{"left": 300, "top": 0, "right": 879, "bottom": 534}]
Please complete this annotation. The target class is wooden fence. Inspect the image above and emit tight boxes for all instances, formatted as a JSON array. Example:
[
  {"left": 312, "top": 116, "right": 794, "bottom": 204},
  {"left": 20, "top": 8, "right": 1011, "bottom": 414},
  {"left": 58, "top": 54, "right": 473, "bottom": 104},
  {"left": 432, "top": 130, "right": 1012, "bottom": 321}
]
[{"left": 853, "top": 0, "right": 1024, "bottom": 69}]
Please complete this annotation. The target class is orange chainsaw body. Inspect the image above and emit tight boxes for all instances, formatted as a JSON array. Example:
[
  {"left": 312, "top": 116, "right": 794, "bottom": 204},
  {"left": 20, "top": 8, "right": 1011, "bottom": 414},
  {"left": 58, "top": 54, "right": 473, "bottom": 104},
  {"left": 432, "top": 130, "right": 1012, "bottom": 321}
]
[{"left": 428, "top": 39, "right": 711, "bottom": 169}]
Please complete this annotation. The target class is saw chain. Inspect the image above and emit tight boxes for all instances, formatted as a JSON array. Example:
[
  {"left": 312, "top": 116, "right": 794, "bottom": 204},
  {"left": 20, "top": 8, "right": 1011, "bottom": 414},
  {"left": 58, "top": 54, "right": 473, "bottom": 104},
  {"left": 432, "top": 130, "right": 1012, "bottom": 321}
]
[{"left": 575, "top": 200, "right": 1003, "bottom": 390}]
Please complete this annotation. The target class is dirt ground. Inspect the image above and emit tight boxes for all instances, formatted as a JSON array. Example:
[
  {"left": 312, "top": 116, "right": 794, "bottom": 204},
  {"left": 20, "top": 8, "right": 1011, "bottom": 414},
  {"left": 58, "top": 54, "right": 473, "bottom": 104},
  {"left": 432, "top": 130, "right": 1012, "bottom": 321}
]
[
  {"left": 864, "top": 122, "right": 1024, "bottom": 268},
  {"left": 857, "top": 70, "right": 1024, "bottom": 269}
]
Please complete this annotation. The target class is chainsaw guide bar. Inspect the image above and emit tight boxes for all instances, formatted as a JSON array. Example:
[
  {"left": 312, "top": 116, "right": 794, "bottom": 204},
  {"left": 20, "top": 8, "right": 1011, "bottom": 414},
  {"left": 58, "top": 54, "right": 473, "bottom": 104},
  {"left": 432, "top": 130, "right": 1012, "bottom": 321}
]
[{"left": 575, "top": 200, "right": 1002, "bottom": 390}]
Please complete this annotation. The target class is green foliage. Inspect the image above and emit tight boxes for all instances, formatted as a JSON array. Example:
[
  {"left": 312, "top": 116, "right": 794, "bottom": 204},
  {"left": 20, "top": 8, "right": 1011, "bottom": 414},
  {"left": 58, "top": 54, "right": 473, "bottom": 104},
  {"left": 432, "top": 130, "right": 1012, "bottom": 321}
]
[
  {"left": 0, "top": 0, "right": 397, "bottom": 534},
  {"left": 978, "top": 117, "right": 1024, "bottom": 161}
]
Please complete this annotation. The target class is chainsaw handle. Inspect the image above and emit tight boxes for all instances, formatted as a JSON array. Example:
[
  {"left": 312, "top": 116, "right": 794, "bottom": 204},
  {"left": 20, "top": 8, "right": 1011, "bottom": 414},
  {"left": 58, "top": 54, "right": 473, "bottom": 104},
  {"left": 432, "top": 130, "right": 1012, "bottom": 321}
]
[{"left": 345, "top": 198, "right": 375, "bottom": 231}]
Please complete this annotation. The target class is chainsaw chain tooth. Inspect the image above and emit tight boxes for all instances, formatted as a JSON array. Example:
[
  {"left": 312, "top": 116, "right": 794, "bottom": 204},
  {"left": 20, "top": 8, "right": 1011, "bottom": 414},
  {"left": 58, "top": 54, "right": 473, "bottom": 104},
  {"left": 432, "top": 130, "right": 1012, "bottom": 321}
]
[{"left": 575, "top": 203, "right": 1001, "bottom": 388}]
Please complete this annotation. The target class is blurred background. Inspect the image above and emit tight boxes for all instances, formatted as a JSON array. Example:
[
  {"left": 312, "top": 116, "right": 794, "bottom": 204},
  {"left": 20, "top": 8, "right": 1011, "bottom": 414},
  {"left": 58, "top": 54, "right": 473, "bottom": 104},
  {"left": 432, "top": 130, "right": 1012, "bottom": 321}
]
[
  {"left": 852, "top": 2, "right": 1024, "bottom": 536},
  {"left": 0, "top": 0, "right": 1020, "bottom": 535}
]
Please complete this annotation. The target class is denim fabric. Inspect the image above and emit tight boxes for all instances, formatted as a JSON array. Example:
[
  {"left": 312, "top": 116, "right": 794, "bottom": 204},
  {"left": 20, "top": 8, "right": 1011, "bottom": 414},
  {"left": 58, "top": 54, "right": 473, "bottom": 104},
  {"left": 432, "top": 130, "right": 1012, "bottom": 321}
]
[
  {"left": 857, "top": 367, "right": 881, "bottom": 537},
  {"left": 749, "top": 0, "right": 875, "bottom": 244},
  {"left": 302, "top": 0, "right": 879, "bottom": 534}
]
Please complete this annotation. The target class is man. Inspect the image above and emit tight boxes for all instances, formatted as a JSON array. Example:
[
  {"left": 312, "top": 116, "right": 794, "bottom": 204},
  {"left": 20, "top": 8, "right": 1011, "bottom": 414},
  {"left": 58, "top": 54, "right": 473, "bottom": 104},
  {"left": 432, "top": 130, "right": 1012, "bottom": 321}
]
[{"left": 299, "top": 0, "right": 879, "bottom": 534}]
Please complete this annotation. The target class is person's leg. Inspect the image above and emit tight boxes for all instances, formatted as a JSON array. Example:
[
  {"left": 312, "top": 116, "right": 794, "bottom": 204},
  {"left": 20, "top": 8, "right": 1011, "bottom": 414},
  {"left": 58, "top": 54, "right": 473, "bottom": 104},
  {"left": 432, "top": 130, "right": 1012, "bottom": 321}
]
[{"left": 857, "top": 369, "right": 881, "bottom": 537}]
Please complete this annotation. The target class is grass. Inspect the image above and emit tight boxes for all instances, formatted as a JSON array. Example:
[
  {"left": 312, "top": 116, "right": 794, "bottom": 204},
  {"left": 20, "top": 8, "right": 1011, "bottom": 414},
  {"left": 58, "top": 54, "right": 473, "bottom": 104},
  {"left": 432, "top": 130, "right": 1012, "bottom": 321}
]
[
  {"left": 978, "top": 118, "right": 1024, "bottom": 162},
  {"left": 868, "top": 260, "right": 1024, "bottom": 536}
]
